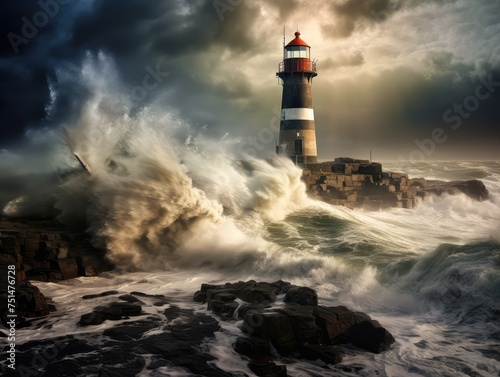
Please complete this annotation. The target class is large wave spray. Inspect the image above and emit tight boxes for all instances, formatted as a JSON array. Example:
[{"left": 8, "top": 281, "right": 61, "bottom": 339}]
[{"left": 3, "top": 52, "right": 310, "bottom": 270}]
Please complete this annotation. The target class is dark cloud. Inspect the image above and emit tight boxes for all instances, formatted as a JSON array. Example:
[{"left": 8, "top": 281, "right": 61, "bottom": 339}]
[
  {"left": 321, "top": 0, "right": 399, "bottom": 38},
  {"left": 321, "top": 0, "right": 457, "bottom": 39},
  {"left": 265, "top": 0, "right": 302, "bottom": 21},
  {"left": 321, "top": 51, "right": 365, "bottom": 70},
  {"left": 0, "top": 0, "right": 266, "bottom": 147},
  {"left": 314, "top": 62, "right": 500, "bottom": 159},
  {"left": 0, "top": 0, "right": 498, "bottom": 161}
]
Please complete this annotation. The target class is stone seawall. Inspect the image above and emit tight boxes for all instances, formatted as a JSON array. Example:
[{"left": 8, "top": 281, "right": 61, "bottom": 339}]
[
  {"left": 302, "top": 158, "right": 489, "bottom": 209},
  {"left": 0, "top": 220, "right": 113, "bottom": 321}
]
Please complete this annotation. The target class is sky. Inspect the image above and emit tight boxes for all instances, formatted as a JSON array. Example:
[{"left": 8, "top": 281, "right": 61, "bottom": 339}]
[{"left": 0, "top": 0, "right": 499, "bottom": 161}]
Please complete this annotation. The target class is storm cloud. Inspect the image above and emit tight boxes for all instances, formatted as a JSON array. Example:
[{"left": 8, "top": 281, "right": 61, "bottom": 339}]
[{"left": 0, "top": 0, "right": 499, "bottom": 160}]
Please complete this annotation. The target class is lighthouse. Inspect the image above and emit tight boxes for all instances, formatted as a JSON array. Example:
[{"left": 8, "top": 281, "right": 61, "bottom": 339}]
[{"left": 277, "top": 31, "right": 318, "bottom": 164}]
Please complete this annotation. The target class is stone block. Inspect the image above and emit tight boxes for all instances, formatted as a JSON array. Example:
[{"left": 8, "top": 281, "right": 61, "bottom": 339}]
[
  {"left": 24, "top": 239, "right": 40, "bottom": 253},
  {"left": 58, "top": 258, "right": 79, "bottom": 280},
  {"left": 0, "top": 253, "right": 17, "bottom": 265},
  {"left": 57, "top": 245, "right": 69, "bottom": 259}
]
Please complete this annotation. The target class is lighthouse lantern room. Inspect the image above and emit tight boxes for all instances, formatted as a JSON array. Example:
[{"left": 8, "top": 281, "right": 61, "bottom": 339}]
[{"left": 277, "top": 31, "right": 318, "bottom": 164}]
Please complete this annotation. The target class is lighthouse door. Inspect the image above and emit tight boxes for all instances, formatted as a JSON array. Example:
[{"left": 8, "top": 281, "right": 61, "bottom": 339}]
[{"left": 294, "top": 139, "right": 303, "bottom": 155}]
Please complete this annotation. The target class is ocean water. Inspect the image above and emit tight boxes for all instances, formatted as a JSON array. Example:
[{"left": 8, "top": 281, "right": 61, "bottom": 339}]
[{"left": 2, "top": 56, "right": 500, "bottom": 376}]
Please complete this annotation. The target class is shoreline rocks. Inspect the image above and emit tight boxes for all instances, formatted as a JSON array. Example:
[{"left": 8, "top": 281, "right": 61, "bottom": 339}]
[
  {"left": 1, "top": 278, "right": 395, "bottom": 377},
  {"left": 0, "top": 219, "right": 114, "bottom": 326},
  {"left": 303, "top": 157, "right": 489, "bottom": 209},
  {"left": 195, "top": 280, "right": 396, "bottom": 376}
]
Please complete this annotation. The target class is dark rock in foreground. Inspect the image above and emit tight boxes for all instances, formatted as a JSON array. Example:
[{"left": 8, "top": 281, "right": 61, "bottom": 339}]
[
  {"left": 2, "top": 307, "right": 234, "bottom": 377},
  {"left": 1, "top": 279, "right": 396, "bottom": 377},
  {"left": 79, "top": 302, "right": 143, "bottom": 326},
  {"left": 195, "top": 280, "right": 396, "bottom": 376}
]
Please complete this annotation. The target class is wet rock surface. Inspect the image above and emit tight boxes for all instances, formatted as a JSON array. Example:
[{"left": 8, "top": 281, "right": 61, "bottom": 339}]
[
  {"left": 195, "top": 280, "right": 396, "bottom": 376},
  {"left": 303, "top": 158, "right": 489, "bottom": 209},
  {"left": 0, "top": 219, "right": 114, "bottom": 324},
  {"left": 1, "top": 298, "right": 234, "bottom": 377},
  {"left": 1, "top": 280, "right": 396, "bottom": 376}
]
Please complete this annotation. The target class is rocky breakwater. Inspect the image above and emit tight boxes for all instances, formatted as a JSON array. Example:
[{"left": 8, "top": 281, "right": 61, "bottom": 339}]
[
  {"left": 303, "top": 157, "right": 489, "bottom": 209},
  {"left": 0, "top": 219, "right": 113, "bottom": 325},
  {"left": 2, "top": 280, "right": 395, "bottom": 376},
  {"left": 195, "top": 280, "right": 395, "bottom": 377}
]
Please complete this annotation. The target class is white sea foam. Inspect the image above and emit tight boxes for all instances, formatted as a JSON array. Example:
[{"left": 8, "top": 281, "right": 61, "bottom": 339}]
[{"left": 2, "top": 54, "right": 500, "bottom": 377}]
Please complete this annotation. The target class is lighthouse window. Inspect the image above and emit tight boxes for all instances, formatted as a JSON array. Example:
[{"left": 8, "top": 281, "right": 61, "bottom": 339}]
[{"left": 285, "top": 46, "right": 310, "bottom": 59}]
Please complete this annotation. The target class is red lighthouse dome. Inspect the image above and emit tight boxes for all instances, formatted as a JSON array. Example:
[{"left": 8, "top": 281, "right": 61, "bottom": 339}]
[
  {"left": 286, "top": 31, "right": 310, "bottom": 47},
  {"left": 281, "top": 31, "right": 315, "bottom": 71}
]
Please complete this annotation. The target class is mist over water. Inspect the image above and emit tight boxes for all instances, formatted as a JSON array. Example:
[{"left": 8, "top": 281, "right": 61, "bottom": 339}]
[{"left": 2, "top": 54, "right": 500, "bottom": 376}]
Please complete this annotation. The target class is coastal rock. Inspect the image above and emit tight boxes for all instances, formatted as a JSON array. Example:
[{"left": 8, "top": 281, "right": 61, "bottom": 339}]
[
  {"left": 79, "top": 302, "right": 143, "bottom": 326},
  {"left": 6, "top": 309, "right": 234, "bottom": 377},
  {"left": 299, "top": 343, "right": 345, "bottom": 364},
  {"left": 197, "top": 280, "right": 395, "bottom": 373},
  {"left": 284, "top": 286, "right": 318, "bottom": 306},
  {"left": 82, "top": 290, "right": 120, "bottom": 299},
  {"left": 413, "top": 179, "right": 489, "bottom": 201},
  {"left": 313, "top": 306, "right": 395, "bottom": 353},
  {"left": 277, "top": 305, "right": 317, "bottom": 343},
  {"left": 302, "top": 158, "right": 489, "bottom": 209},
  {"left": 0, "top": 220, "right": 114, "bottom": 283},
  {"left": 249, "top": 361, "right": 287, "bottom": 377},
  {"left": 0, "top": 279, "right": 50, "bottom": 326}
]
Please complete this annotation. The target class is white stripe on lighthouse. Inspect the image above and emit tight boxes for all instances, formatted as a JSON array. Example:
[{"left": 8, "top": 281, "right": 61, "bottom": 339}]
[{"left": 281, "top": 108, "right": 314, "bottom": 121}]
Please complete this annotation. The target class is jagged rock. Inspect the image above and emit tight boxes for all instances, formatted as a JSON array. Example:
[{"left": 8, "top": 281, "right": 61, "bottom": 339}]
[
  {"left": 197, "top": 279, "right": 395, "bottom": 373},
  {"left": 299, "top": 343, "right": 345, "bottom": 364},
  {"left": 249, "top": 361, "right": 287, "bottom": 377},
  {"left": 350, "top": 319, "right": 396, "bottom": 353},
  {"left": 284, "top": 286, "right": 318, "bottom": 306},
  {"left": 244, "top": 310, "right": 296, "bottom": 355},
  {"left": 109, "top": 302, "right": 142, "bottom": 316},
  {"left": 302, "top": 159, "right": 489, "bottom": 209},
  {"left": 193, "top": 290, "right": 207, "bottom": 303},
  {"left": 234, "top": 336, "right": 271, "bottom": 361},
  {"left": 16, "top": 281, "right": 50, "bottom": 317},
  {"left": 129, "top": 291, "right": 169, "bottom": 306},
  {"left": 82, "top": 290, "right": 120, "bottom": 299},
  {"left": 79, "top": 311, "right": 107, "bottom": 326},
  {"left": 129, "top": 291, "right": 166, "bottom": 298},
  {"left": 313, "top": 306, "right": 395, "bottom": 353},
  {"left": 196, "top": 280, "right": 292, "bottom": 308},
  {"left": 277, "top": 305, "right": 317, "bottom": 343},
  {"left": 209, "top": 300, "right": 239, "bottom": 319},
  {"left": 236, "top": 286, "right": 277, "bottom": 304},
  {"left": 118, "top": 294, "right": 145, "bottom": 304},
  {"left": 57, "top": 258, "right": 79, "bottom": 279},
  {"left": 237, "top": 303, "right": 267, "bottom": 320},
  {"left": 415, "top": 179, "right": 489, "bottom": 201},
  {"left": 79, "top": 302, "right": 142, "bottom": 326}
]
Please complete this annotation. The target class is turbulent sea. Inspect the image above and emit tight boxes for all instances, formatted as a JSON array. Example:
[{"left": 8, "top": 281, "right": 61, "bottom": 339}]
[{"left": 2, "top": 57, "right": 500, "bottom": 376}]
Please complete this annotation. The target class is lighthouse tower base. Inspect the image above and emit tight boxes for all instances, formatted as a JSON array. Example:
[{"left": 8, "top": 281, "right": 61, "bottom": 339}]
[{"left": 278, "top": 129, "right": 318, "bottom": 164}]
